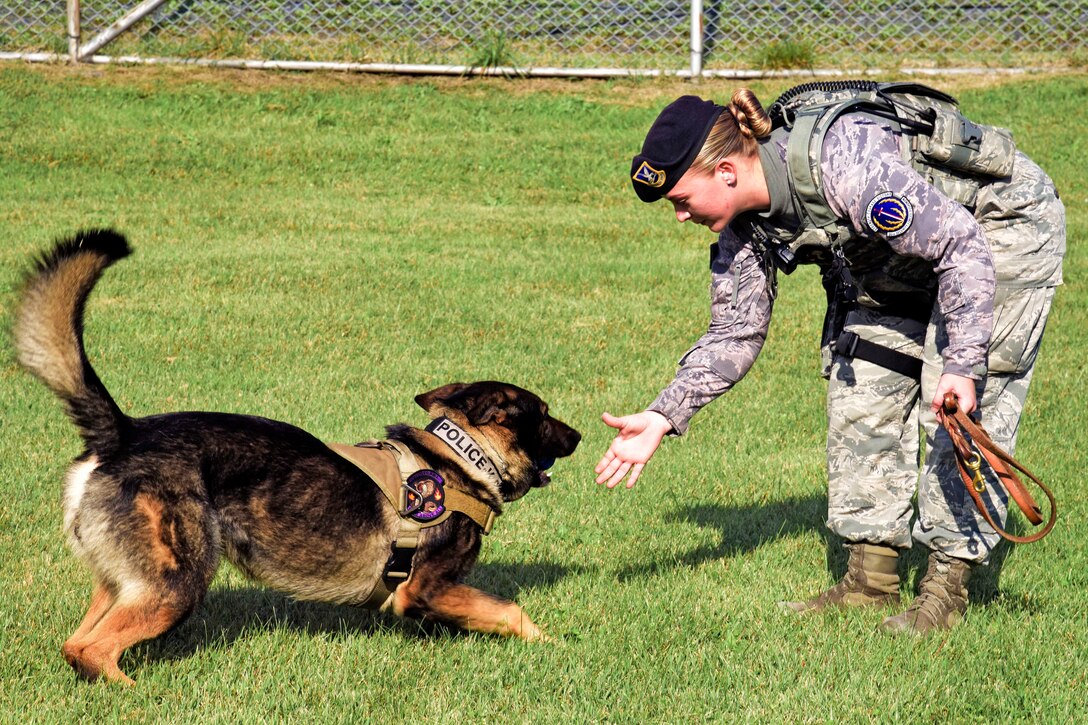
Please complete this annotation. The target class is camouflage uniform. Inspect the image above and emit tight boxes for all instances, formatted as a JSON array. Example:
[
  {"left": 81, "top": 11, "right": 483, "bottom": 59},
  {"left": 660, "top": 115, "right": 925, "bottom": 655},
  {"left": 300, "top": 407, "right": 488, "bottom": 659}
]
[{"left": 649, "top": 112, "right": 1064, "bottom": 564}]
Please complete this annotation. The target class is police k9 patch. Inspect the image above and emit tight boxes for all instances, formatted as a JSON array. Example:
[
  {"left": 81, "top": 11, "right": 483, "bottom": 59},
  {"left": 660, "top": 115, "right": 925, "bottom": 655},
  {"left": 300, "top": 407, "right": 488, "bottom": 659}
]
[
  {"left": 865, "top": 192, "right": 913, "bottom": 237},
  {"left": 404, "top": 470, "right": 446, "bottom": 522}
]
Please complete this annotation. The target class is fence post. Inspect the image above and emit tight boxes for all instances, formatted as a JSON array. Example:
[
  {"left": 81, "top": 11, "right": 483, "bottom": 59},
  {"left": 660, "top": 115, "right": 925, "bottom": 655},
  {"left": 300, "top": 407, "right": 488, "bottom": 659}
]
[
  {"left": 690, "top": 0, "right": 703, "bottom": 79},
  {"left": 67, "top": 0, "right": 80, "bottom": 62}
]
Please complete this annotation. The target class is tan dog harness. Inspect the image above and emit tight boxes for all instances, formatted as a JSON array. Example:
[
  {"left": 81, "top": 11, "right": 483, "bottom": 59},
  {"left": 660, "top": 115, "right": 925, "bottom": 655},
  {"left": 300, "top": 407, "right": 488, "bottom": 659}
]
[{"left": 327, "top": 422, "right": 499, "bottom": 609}]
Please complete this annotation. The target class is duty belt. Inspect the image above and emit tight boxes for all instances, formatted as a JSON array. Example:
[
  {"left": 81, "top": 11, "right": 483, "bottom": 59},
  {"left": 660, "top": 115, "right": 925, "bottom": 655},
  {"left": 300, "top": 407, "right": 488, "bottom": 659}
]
[{"left": 328, "top": 434, "right": 498, "bottom": 609}]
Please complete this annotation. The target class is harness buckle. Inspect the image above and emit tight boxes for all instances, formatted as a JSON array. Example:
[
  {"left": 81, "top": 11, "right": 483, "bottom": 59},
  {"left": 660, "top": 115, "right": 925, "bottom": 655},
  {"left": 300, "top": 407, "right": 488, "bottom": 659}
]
[
  {"left": 383, "top": 536, "right": 418, "bottom": 585},
  {"left": 834, "top": 330, "right": 860, "bottom": 357}
]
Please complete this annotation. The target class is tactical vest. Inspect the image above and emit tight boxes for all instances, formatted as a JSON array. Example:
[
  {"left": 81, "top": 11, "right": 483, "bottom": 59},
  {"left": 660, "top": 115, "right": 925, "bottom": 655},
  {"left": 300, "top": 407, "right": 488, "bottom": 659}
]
[
  {"left": 744, "top": 80, "right": 1017, "bottom": 315},
  {"left": 328, "top": 429, "right": 499, "bottom": 610}
]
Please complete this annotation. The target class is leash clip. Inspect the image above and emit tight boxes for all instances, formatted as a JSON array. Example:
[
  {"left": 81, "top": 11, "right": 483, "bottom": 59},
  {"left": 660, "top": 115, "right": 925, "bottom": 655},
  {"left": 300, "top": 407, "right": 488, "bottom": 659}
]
[{"left": 964, "top": 452, "right": 985, "bottom": 492}]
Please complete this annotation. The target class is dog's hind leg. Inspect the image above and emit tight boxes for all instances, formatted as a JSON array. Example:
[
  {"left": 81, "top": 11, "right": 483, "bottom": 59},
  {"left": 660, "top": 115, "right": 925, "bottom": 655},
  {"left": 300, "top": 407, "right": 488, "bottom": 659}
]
[
  {"left": 68, "top": 589, "right": 191, "bottom": 685},
  {"left": 64, "top": 489, "right": 218, "bottom": 684},
  {"left": 62, "top": 581, "right": 116, "bottom": 669},
  {"left": 397, "top": 583, "right": 548, "bottom": 642}
]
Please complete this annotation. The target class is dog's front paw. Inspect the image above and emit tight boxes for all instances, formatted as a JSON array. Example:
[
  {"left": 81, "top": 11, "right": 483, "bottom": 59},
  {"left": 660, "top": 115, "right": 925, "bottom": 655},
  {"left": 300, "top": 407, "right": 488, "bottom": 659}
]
[
  {"left": 519, "top": 620, "right": 557, "bottom": 644},
  {"left": 526, "top": 628, "right": 552, "bottom": 644}
]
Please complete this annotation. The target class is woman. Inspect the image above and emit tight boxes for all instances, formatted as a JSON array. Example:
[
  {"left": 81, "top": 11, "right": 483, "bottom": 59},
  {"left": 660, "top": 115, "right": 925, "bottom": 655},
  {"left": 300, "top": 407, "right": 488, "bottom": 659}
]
[{"left": 596, "top": 85, "right": 1064, "bottom": 634}]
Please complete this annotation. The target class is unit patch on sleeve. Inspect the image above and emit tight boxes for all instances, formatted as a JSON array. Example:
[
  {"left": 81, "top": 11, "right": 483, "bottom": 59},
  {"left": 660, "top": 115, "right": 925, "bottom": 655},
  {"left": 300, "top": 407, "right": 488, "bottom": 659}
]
[
  {"left": 632, "top": 161, "right": 666, "bottom": 188},
  {"left": 865, "top": 192, "right": 913, "bottom": 237}
]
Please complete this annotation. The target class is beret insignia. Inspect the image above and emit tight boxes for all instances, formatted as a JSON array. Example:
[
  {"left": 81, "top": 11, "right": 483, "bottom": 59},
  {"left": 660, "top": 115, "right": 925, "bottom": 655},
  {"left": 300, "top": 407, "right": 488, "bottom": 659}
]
[{"left": 633, "top": 161, "right": 666, "bottom": 188}]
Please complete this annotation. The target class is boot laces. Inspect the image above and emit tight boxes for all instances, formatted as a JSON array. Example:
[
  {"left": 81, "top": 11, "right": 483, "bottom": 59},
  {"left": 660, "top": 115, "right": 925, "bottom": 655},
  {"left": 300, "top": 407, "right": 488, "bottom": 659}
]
[
  {"left": 827, "top": 550, "right": 868, "bottom": 595},
  {"left": 829, "top": 573, "right": 858, "bottom": 597},
  {"left": 906, "top": 562, "right": 962, "bottom": 624}
]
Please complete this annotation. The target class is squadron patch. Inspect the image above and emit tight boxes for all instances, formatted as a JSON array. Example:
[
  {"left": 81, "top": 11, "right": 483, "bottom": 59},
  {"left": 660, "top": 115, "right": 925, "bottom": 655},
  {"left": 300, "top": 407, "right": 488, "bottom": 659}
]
[
  {"left": 865, "top": 192, "right": 913, "bottom": 237},
  {"left": 632, "top": 161, "right": 666, "bottom": 188}
]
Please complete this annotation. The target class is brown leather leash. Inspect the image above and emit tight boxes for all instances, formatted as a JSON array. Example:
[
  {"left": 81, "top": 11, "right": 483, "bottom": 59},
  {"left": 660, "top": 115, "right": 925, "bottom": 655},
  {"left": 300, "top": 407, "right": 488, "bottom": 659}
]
[{"left": 940, "top": 392, "right": 1056, "bottom": 543}]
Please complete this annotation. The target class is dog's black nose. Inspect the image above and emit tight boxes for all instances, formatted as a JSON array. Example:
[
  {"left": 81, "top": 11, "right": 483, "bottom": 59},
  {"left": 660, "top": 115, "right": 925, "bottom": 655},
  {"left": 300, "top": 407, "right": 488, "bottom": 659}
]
[{"left": 554, "top": 421, "right": 581, "bottom": 457}]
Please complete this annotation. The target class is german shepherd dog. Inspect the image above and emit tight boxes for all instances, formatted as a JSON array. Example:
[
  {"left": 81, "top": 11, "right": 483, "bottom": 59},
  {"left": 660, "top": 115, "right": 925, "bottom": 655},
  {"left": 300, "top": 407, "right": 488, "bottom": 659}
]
[{"left": 13, "top": 230, "right": 581, "bottom": 685}]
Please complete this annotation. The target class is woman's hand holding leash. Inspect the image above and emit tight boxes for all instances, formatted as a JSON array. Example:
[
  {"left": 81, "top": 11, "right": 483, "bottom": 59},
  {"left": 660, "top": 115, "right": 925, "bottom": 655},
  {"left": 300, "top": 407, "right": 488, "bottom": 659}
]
[
  {"left": 933, "top": 372, "right": 977, "bottom": 417},
  {"left": 595, "top": 411, "right": 673, "bottom": 489},
  {"left": 939, "top": 390, "right": 1057, "bottom": 543}
]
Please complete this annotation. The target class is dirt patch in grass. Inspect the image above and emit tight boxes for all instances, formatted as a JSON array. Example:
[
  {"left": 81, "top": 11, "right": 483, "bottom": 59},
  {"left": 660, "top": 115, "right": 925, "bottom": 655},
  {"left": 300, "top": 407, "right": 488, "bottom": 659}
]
[{"left": 5, "top": 59, "right": 1082, "bottom": 108}]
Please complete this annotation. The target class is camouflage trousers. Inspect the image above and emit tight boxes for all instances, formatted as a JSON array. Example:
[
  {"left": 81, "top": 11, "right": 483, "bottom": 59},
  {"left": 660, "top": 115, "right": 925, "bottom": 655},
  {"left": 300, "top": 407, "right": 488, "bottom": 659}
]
[
  {"left": 825, "top": 154, "right": 1064, "bottom": 564},
  {"left": 825, "top": 284, "right": 1057, "bottom": 563}
]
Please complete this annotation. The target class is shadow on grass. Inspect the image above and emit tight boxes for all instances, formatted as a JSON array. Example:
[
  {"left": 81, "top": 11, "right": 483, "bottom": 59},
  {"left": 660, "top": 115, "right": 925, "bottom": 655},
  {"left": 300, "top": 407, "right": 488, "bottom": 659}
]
[
  {"left": 133, "top": 557, "right": 578, "bottom": 666},
  {"left": 616, "top": 494, "right": 1015, "bottom": 607},
  {"left": 131, "top": 502, "right": 1025, "bottom": 667},
  {"left": 468, "top": 559, "right": 583, "bottom": 601},
  {"left": 617, "top": 495, "right": 831, "bottom": 582}
]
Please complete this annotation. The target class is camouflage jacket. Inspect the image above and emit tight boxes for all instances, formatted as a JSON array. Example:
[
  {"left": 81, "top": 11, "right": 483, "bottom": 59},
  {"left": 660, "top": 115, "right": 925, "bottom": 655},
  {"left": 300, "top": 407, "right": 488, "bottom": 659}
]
[{"left": 649, "top": 111, "right": 1060, "bottom": 435}]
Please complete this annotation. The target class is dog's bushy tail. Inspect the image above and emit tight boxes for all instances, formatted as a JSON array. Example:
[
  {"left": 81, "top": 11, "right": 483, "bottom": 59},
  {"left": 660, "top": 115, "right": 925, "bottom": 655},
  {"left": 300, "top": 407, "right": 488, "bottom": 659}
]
[{"left": 14, "top": 229, "right": 133, "bottom": 454}]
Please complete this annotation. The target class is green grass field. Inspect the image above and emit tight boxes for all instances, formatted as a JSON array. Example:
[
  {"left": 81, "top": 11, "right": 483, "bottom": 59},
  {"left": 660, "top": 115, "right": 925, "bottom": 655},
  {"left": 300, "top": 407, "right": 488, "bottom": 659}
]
[{"left": 1, "top": 65, "right": 1086, "bottom": 721}]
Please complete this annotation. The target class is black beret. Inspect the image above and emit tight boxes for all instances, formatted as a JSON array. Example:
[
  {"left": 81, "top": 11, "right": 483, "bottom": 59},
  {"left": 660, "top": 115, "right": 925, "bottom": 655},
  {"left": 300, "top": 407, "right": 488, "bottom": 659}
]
[{"left": 630, "top": 96, "right": 726, "bottom": 203}]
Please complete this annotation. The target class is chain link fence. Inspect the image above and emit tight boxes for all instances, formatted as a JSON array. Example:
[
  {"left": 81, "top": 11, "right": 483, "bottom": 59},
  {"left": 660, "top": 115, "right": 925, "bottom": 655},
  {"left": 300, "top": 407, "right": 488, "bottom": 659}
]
[{"left": 3, "top": 1, "right": 1086, "bottom": 73}]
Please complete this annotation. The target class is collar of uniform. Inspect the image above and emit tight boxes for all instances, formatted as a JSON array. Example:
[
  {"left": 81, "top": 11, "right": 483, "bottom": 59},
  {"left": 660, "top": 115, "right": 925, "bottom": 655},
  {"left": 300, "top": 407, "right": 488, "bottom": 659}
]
[
  {"left": 756, "top": 130, "right": 802, "bottom": 230},
  {"left": 424, "top": 416, "right": 504, "bottom": 488}
]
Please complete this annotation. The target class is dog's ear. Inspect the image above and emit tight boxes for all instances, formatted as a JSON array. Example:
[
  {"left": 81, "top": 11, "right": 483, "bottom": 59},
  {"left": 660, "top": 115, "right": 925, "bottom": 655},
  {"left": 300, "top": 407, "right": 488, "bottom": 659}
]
[
  {"left": 464, "top": 394, "right": 508, "bottom": 426},
  {"left": 415, "top": 383, "right": 468, "bottom": 412},
  {"left": 418, "top": 382, "right": 513, "bottom": 426}
]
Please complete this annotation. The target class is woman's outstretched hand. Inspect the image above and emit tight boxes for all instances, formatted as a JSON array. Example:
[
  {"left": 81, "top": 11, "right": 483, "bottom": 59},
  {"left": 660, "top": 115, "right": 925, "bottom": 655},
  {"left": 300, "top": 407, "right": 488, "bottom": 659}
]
[{"left": 594, "top": 410, "right": 673, "bottom": 489}]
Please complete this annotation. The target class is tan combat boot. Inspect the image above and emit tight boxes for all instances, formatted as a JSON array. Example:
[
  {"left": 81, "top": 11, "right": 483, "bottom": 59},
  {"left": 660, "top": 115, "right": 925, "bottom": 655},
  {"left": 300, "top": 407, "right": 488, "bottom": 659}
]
[
  {"left": 879, "top": 551, "right": 972, "bottom": 635},
  {"left": 781, "top": 543, "right": 901, "bottom": 614}
]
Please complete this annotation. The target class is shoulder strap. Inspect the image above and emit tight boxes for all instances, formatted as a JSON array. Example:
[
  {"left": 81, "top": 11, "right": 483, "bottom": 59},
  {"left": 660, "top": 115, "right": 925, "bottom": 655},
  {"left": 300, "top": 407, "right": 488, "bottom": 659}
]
[
  {"left": 875, "top": 81, "right": 958, "bottom": 106},
  {"left": 327, "top": 441, "right": 403, "bottom": 511},
  {"left": 785, "top": 90, "right": 892, "bottom": 231}
]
